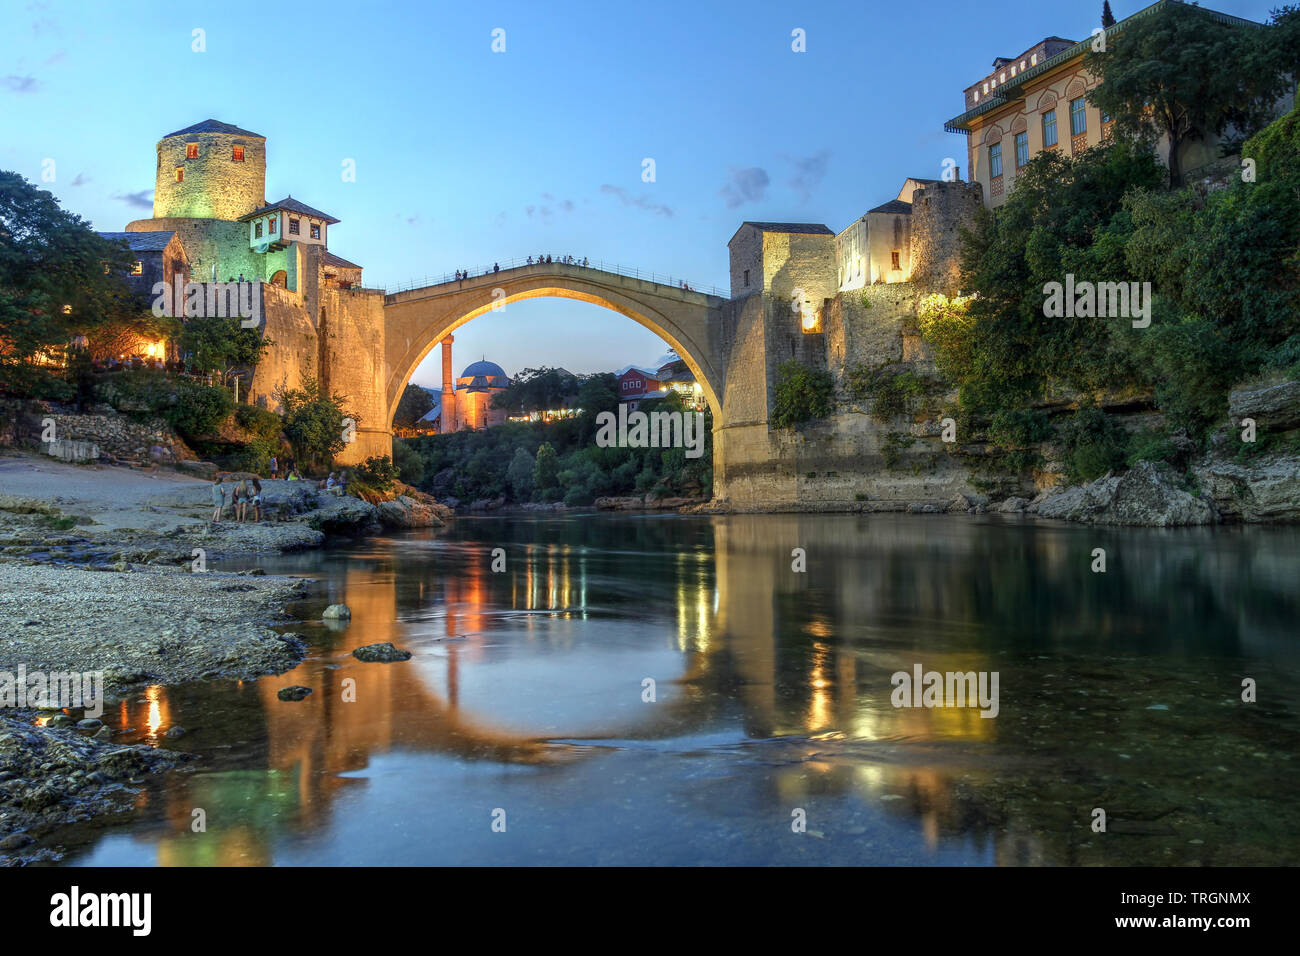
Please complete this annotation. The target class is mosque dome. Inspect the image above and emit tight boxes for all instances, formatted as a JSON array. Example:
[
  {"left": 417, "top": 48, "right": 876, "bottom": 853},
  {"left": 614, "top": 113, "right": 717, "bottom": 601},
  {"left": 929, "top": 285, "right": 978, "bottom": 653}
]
[{"left": 460, "top": 360, "right": 507, "bottom": 380}]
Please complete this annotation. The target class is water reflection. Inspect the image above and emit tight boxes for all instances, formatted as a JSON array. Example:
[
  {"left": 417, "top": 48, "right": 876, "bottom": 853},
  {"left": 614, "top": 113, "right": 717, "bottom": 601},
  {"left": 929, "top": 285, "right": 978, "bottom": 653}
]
[{"left": 68, "top": 514, "right": 1300, "bottom": 866}]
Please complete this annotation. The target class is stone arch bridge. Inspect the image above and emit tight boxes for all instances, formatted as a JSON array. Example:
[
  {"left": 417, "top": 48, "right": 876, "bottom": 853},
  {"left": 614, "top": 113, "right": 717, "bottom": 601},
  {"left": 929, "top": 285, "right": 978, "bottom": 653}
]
[{"left": 382, "top": 263, "right": 727, "bottom": 426}]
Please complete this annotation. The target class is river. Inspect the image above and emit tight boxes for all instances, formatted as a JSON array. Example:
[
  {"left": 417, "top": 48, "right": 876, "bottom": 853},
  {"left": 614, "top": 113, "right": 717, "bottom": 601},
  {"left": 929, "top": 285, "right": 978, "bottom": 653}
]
[{"left": 54, "top": 513, "right": 1300, "bottom": 866}]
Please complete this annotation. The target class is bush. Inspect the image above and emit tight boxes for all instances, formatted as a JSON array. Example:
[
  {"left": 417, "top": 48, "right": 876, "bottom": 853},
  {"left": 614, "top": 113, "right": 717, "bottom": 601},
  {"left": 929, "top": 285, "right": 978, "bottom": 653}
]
[
  {"left": 168, "top": 379, "right": 234, "bottom": 440},
  {"left": 392, "top": 440, "right": 425, "bottom": 486},
  {"left": 1061, "top": 405, "right": 1130, "bottom": 482},
  {"left": 278, "top": 376, "right": 353, "bottom": 471},
  {"left": 846, "top": 364, "right": 931, "bottom": 421},
  {"left": 351, "top": 455, "right": 401, "bottom": 497},
  {"left": 771, "top": 360, "right": 835, "bottom": 428},
  {"left": 234, "top": 404, "right": 283, "bottom": 443}
]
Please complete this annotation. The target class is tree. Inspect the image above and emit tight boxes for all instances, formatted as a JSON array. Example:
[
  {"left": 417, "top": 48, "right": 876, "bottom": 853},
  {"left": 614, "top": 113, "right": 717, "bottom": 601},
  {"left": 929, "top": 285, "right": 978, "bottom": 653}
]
[
  {"left": 533, "top": 442, "right": 559, "bottom": 498},
  {"left": 954, "top": 140, "right": 1164, "bottom": 415},
  {"left": 0, "top": 170, "right": 139, "bottom": 396},
  {"left": 1101, "top": 1, "right": 1115, "bottom": 29},
  {"left": 393, "top": 383, "right": 436, "bottom": 427},
  {"left": 491, "top": 366, "right": 578, "bottom": 415},
  {"left": 770, "top": 360, "right": 836, "bottom": 428},
  {"left": 506, "top": 446, "right": 535, "bottom": 501},
  {"left": 278, "top": 376, "right": 355, "bottom": 471},
  {"left": 179, "top": 313, "right": 270, "bottom": 383},
  {"left": 1085, "top": 2, "right": 1290, "bottom": 185}
]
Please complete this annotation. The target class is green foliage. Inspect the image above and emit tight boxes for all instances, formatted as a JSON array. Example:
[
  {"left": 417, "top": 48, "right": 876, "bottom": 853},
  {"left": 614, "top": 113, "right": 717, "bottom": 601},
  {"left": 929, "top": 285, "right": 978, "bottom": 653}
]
[
  {"left": 1061, "top": 404, "right": 1131, "bottom": 483},
  {"left": 771, "top": 360, "right": 835, "bottom": 428},
  {"left": 917, "top": 293, "right": 977, "bottom": 384},
  {"left": 234, "top": 404, "right": 283, "bottom": 443},
  {"left": 1084, "top": 1, "right": 1290, "bottom": 184},
  {"left": 1126, "top": 427, "right": 1177, "bottom": 468},
  {"left": 168, "top": 379, "right": 235, "bottom": 440},
  {"left": 846, "top": 363, "right": 932, "bottom": 421},
  {"left": 533, "top": 442, "right": 560, "bottom": 496},
  {"left": 0, "top": 170, "right": 141, "bottom": 397},
  {"left": 956, "top": 140, "right": 1164, "bottom": 416},
  {"left": 880, "top": 431, "right": 916, "bottom": 470},
  {"left": 351, "top": 455, "right": 401, "bottom": 497},
  {"left": 278, "top": 376, "right": 354, "bottom": 471},
  {"left": 491, "top": 366, "right": 580, "bottom": 415},
  {"left": 393, "top": 384, "right": 436, "bottom": 428},
  {"left": 506, "top": 446, "right": 535, "bottom": 500},
  {"left": 179, "top": 313, "right": 269, "bottom": 378},
  {"left": 392, "top": 439, "right": 425, "bottom": 485}
]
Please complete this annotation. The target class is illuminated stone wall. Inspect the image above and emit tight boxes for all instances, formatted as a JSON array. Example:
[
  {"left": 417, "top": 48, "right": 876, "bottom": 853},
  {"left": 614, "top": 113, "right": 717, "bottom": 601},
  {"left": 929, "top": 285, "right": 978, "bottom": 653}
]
[
  {"left": 153, "top": 130, "right": 266, "bottom": 221},
  {"left": 908, "top": 182, "right": 983, "bottom": 295}
]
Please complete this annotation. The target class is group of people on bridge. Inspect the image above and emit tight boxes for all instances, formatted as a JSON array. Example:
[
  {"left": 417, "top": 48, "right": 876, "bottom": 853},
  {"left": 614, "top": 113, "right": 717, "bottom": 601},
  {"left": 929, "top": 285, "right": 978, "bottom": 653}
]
[{"left": 451, "top": 256, "right": 592, "bottom": 282}]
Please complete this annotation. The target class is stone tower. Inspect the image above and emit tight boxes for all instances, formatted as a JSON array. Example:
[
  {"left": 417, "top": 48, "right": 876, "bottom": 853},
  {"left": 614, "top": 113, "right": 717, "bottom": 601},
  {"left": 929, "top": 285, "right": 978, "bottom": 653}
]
[{"left": 152, "top": 119, "right": 266, "bottom": 221}]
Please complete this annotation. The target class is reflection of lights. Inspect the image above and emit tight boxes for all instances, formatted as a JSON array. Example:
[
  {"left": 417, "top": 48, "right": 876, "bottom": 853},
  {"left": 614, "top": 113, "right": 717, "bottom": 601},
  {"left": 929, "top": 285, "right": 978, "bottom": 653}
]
[
  {"left": 145, "top": 685, "right": 164, "bottom": 738},
  {"left": 807, "top": 642, "right": 832, "bottom": 731}
]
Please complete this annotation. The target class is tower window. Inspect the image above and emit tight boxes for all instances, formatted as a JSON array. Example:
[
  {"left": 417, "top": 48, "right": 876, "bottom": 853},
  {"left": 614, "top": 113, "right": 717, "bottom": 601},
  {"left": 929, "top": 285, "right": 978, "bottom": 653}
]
[
  {"left": 310, "top": 223, "right": 321, "bottom": 240},
  {"left": 232, "top": 146, "right": 245, "bottom": 162},
  {"left": 174, "top": 167, "right": 184, "bottom": 182},
  {"left": 185, "top": 143, "right": 198, "bottom": 159},
  {"left": 743, "top": 269, "right": 750, "bottom": 287},
  {"left": 254, "top": 222, "right": 263, "bottom": 239},
  {"left": 891, "top": 250, "right": 901, "bottom": 270},
  {"left": 288, "top": 218, "right": 300, "bottom": 235}
]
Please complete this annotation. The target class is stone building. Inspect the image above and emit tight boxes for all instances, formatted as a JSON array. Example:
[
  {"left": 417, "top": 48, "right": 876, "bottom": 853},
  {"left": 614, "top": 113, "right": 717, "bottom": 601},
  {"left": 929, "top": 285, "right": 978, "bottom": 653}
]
[
  {"left": 118, "top": 118, "right": 390, "bottom": 463},
  {"left": 943, "top": 1, "right": 1283, "bottom": 207},
  {"left": 452, "top": 360, "right": 511, "bottom": 431}
]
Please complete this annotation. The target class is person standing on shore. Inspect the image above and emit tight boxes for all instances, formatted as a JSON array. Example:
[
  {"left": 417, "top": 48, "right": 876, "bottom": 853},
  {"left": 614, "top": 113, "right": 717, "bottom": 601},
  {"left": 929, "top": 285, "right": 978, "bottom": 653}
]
[
  {"left": 269, "top": 455, "right": 278, "bottom": 479},
  {"left": 234, "top": 480, "right": 248, "bottom": 523},
  {"left": 251, "top": 478, "right": 263, "bottom": 522},
  {"left": 211, "top": 476, "right": 227, "bottom": 524}
]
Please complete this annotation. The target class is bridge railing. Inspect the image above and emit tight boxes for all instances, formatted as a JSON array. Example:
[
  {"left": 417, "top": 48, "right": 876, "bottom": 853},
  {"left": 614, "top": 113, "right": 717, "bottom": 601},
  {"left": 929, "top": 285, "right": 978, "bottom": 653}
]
[{"left": 382, "top": 256, "right": 729, "bottom": 298}]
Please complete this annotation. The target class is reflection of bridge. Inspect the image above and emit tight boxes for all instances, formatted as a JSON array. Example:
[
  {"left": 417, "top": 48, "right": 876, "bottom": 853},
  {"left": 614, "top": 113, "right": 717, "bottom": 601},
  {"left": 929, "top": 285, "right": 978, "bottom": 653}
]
[{"left": 383, "top": 261, "right": 728, "bottom": 429}]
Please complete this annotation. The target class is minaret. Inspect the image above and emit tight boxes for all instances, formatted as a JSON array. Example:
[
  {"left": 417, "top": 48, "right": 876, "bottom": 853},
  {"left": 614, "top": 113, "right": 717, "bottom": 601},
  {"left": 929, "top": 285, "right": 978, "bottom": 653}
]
[{"left": 440, "top": 336, "right": 456, "bottom": 433}]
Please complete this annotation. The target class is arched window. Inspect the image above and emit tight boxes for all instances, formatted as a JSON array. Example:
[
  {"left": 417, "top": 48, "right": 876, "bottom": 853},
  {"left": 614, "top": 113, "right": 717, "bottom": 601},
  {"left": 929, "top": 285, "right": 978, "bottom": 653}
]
[{"left": 270, "top": 270, "right": 287, "bottom": 288}]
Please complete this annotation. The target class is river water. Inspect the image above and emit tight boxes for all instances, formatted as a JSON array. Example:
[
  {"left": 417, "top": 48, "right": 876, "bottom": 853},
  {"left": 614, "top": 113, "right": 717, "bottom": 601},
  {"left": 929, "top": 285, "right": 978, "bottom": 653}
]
[{"left": 58, "top": 513, "right": 1300, "bottom": 866}]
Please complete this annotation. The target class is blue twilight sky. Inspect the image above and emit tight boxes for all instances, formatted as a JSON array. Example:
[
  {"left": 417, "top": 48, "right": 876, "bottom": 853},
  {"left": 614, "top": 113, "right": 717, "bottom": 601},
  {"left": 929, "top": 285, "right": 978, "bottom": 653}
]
[{"left": 0, "top": 0, "right": 1280, "bottom": 388}]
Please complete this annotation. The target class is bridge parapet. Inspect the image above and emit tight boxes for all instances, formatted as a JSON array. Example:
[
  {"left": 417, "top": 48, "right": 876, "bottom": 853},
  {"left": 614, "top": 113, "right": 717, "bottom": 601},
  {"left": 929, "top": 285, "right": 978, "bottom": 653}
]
[{"left": 384, "top": 258, "right": 728, "bottom": 301}]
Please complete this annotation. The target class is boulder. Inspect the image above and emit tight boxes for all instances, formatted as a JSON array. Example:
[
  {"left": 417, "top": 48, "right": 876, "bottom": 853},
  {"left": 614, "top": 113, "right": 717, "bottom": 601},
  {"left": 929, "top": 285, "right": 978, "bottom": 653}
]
[
  {"left": 312, "top": 495, "right": 380, "bottom": 534},
  {"left": 1036, "top": 461, "right": 1217, "bottom": 526},
  {"left": 322, "top": 603, "right": 351, "bottom": 620},
  {"left": 376, "top": 495, "right": 447, "bottom": 529},
  {"left": 994, "top": 496, "right": 1030, "bottom": 513},
  {"left": 1228, "top": 380, "right": 1300, "bottom": 431},
  {"left": 1191, "top": 454, "right": 1300, "bottom": 523},
  {"left": 352, "top": 642, "right": 412, "bottom": 663},
  {"left": 277, "top": 686, "right": 312, "bottom": 702},
  {"left": 595, "top": 496, "right": 646, "bottom": 511}
]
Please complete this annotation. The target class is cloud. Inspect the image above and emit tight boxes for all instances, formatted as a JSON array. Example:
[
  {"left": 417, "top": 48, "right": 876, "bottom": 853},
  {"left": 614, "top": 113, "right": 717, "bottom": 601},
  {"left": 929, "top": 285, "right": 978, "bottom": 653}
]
[
  {"left": 71, "top": 173, "right": 88, "bottom": 186},
  {"left": 599, "top": 184, "right": 673, "bottom": 217},
  {"left": 44, "top": 50, "right": 65, "bottom": 66},
  {"left": 2, "top": 75, "right": 39, "bottom": 93},
  {"left": 787, "top": 149, "right": 830, "bottom": 201},
  {"left": 719, "top": 167, "right": 769, "bottom": 208},
  {"left": 113, "top": 189, "right": 153, "bottom": 210}
]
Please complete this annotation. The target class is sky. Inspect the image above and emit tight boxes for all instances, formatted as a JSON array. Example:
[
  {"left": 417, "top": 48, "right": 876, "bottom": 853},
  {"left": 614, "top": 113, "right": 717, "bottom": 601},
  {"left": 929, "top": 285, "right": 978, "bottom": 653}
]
[{"left": 0, "top": 0, "right": 1282, "bottom": 388}]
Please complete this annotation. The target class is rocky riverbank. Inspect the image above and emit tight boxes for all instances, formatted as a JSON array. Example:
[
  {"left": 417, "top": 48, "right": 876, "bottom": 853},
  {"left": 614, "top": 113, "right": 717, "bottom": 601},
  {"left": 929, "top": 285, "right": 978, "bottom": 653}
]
[{"left": 0, "top": 453, "right": 436, "bottom": 863}]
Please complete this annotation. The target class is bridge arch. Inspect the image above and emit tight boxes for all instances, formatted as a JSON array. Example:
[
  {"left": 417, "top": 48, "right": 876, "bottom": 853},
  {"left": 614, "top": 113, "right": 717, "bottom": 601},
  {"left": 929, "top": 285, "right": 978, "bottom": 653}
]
[{"left": 382, "top": 263, "right": 726, "bottom": 432}]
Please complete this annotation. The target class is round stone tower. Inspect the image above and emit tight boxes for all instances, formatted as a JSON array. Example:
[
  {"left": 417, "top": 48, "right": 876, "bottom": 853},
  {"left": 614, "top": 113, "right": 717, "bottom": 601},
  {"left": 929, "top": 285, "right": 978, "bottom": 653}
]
[{"left": 152, "top": 119, "right": 266, "bottom": 221}]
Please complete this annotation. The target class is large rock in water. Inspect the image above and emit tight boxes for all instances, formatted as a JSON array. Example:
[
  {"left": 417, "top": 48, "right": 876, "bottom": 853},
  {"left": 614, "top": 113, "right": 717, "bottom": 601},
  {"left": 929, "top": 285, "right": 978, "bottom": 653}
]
[
  {"left": 312, "top": 495, "right": 380, "bottom": 533},
  {"left": 352, "top": 642, "right": 412, "bottom": 663},
  {"left": 1191, "top": 454, "right": 1300, "bottom": 523},
  {"left": 1035, "top": 461, "right": 1217, "bottom": 526},
  {"left": 375, "top": 495, "right": 448, "bottom": 528}
]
